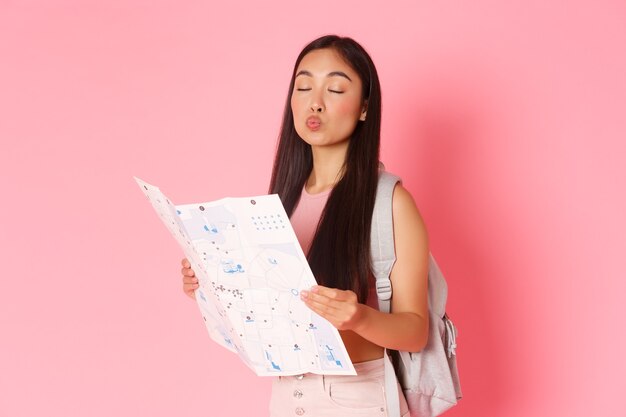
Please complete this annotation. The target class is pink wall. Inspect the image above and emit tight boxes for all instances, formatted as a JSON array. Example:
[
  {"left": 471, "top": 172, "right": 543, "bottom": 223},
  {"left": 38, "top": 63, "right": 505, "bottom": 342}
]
[{"left": 1, "top": 1, "right": 624, "bottom": 416}]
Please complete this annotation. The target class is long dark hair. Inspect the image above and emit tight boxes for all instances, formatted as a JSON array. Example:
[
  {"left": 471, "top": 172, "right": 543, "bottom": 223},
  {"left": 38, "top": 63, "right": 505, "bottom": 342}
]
[{"left": 268, "top": 35, "right": 382, "bottom": 303}]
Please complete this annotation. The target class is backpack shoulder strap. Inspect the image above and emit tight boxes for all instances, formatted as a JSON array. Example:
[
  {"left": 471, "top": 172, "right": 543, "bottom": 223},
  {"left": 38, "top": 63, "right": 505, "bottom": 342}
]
[
  {"left": 370, "top": 170, "right": 401, "bottom": 314},
  {"left": 371, "top": 170, "right": 404, "bottom": 417}
]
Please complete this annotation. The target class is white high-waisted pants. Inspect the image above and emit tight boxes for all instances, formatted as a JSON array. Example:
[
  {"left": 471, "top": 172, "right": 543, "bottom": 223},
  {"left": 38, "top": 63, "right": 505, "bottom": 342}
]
[{"left": 269, "top": 358, "right": 410, "bottom": 417}]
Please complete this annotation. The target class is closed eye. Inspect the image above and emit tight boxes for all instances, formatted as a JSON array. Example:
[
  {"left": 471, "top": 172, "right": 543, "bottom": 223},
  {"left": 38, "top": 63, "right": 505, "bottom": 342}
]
[
  {"left": 296, "top": 88, "right": 311, "bottom": 91},
  {"left": 328, "top": 89, "right": 344, "bottom": 94}
]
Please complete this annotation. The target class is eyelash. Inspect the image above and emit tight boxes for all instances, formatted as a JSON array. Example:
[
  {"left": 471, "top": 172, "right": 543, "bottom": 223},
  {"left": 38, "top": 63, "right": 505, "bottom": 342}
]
[{"left": 296, "top": 88, "right": 344, "bottom": 94}]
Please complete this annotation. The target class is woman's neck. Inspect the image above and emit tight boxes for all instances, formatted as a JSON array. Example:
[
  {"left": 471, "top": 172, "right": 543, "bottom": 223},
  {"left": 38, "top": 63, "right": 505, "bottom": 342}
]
[{"left": 307, "top": 142, "right": 349, "bottom": 194}]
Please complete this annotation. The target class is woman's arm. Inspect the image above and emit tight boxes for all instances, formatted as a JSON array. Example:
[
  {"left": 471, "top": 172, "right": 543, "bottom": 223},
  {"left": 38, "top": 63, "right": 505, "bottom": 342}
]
[{"left": 300, "top": 183, "right": 430, "bottom": 352}]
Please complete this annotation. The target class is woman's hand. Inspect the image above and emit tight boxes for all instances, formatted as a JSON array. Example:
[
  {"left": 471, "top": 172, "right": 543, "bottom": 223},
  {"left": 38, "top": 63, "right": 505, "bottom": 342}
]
[
  {"left": 181, "top": 258, "right": 198, "bottom": 299},
  {"left": 300, "top": 285, "right": 368, "bottom": 331}
]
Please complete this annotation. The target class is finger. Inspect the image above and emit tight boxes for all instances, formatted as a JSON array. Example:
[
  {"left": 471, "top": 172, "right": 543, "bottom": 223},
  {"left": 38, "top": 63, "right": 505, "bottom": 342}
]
[
  {"left": 303, "top": 299, "right": 344, "bottom": 326},
  {"left": 301, "top": 297, "right": 327, "bottom": 318},
  {"left": 310, "top": 285, "right": 348, "bottom": 301},
  {"left": 183, "top": 276, "right": 198, "bottom": 284},
  {"left": 181, "top": 267, "right": 195, "bottom": 277},
  {"left": 301, "top": 289, "right": 343, "bottom": 309},
  {"left": 181, "top": 258, "right": 190, "bottom": 268},
  {"left": 183, "top": 283, "right": 199, "bottom": 293},
  {"left": 302, "top": 295, "right": 340, "bottom": 315}
]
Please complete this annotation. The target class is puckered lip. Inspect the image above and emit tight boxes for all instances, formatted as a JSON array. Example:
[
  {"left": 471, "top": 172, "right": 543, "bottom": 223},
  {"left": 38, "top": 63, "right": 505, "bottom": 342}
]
[{"left": 306, "top": 115, "right": 322, "bottom": 124}]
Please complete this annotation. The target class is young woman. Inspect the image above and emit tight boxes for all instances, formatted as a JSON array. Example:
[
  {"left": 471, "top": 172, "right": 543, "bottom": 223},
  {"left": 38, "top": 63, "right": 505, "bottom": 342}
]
[{"left": 180, "top": 35, "right": 429, "bottom": 417}]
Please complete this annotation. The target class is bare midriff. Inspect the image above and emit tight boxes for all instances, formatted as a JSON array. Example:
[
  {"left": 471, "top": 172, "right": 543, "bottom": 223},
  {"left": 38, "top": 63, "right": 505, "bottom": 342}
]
[{"left": 339, "top": 329, "right": 384, "bottom": 363}]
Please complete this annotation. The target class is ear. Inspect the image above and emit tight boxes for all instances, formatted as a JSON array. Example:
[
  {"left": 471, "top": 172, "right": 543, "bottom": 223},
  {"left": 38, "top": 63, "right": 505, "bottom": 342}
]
[{"left": 359, "top": 100, "right": 368, "bottom": 121}]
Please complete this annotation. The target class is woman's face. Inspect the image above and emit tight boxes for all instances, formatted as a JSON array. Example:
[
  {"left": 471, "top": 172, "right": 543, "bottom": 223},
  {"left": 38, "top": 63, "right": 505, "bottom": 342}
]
[{"left": 291, "top": 48, "right": 367, "bottom": 148}]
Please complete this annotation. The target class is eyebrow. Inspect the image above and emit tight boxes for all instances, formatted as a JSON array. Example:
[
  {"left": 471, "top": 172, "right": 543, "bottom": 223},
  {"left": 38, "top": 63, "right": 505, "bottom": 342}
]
[{"left": 295, "top": 70, "right": 352, "bottom": 82}]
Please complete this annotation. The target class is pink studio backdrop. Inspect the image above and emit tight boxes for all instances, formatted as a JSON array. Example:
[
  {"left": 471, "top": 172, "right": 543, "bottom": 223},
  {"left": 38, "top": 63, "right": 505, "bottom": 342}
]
[{"left": 1, "top": 1, "right": 625, "bottom": 416}]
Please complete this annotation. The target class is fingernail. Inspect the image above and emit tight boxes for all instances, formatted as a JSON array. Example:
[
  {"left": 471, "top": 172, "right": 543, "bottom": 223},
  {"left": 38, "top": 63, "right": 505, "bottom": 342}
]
[{"left": 300, "top": 290, "right": 308, "bottom": 298}]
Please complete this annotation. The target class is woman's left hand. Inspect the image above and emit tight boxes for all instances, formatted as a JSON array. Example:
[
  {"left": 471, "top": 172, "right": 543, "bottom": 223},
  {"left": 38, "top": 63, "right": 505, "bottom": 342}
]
[{"left": 300, "top": 285, "right": 368, "bottom": 331}]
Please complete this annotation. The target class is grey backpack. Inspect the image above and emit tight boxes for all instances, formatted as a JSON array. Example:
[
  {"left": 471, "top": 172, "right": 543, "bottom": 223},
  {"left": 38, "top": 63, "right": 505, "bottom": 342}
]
[{"left": 371, "top": 171, "right": 462, "bottom": 417}]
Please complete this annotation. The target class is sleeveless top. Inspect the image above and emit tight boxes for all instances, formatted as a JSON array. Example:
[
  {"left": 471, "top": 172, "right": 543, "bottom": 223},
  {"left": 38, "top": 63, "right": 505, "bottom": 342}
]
[{"left": 290, "top": 185, "right": 379, "bottom": 310}]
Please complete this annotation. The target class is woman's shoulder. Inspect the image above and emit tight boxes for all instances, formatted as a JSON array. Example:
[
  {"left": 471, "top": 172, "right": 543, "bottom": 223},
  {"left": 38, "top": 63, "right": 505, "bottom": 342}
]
[
  {"left": 389, "top": 180, "right": 429, "bottom": 244},
  {"left": 392, "top": 183, "right": 420, "bottom": 217},
  {"left": 375, "top": 165, "right": 427, "bottom": 236},
  {"left": 376, "top": 168, "right": 411, "bottom": 209}
]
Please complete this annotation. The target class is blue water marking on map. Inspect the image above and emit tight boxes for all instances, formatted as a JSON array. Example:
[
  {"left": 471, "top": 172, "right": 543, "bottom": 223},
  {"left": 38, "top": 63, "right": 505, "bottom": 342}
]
[
  {"left": 180, "top": 205, "right": 235, "bottom": 243},
  {"left": 324, "top": 345, "right": 342, "bottom": 367},
  {"left": 266, "top": 351, "right": 281, "bottom": 371},
  {"left": 268, "top": 257, "right": 278, "bottom": 265},
  {"left": 222, "top": 260, "right": 245, "bottom": 274}
]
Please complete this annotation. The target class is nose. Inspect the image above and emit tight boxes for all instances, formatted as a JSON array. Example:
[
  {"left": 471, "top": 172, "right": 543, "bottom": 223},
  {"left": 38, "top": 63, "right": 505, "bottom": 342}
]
[{"left": 309, "top": 91, "right": 324, "bottom": 113}]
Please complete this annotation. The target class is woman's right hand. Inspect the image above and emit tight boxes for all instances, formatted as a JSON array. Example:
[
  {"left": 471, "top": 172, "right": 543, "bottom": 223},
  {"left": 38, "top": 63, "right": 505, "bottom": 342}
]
[{"left": 181, "top": 258, "right": 198, "bottom": 299}]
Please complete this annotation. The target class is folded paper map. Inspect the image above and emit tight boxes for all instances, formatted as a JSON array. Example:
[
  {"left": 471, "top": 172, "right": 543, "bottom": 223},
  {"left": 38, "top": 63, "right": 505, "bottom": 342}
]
[{"left": 134, "top": 177, "right": 355, "bottom": 376}]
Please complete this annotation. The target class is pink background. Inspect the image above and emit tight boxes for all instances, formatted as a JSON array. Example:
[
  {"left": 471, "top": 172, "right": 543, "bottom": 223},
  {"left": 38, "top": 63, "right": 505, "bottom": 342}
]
[{"left": 1, "top": 1, "right": 625, "bottom": 416}]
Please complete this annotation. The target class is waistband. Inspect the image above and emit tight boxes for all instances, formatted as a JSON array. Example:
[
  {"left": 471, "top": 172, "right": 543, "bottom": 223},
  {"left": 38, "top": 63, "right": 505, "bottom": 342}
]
[
  {"left": 279, "top": 357, "right": 386, "bottom": 381},
  {"left": 352, "top": 357, "right": 385, "bottom": 375}
]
